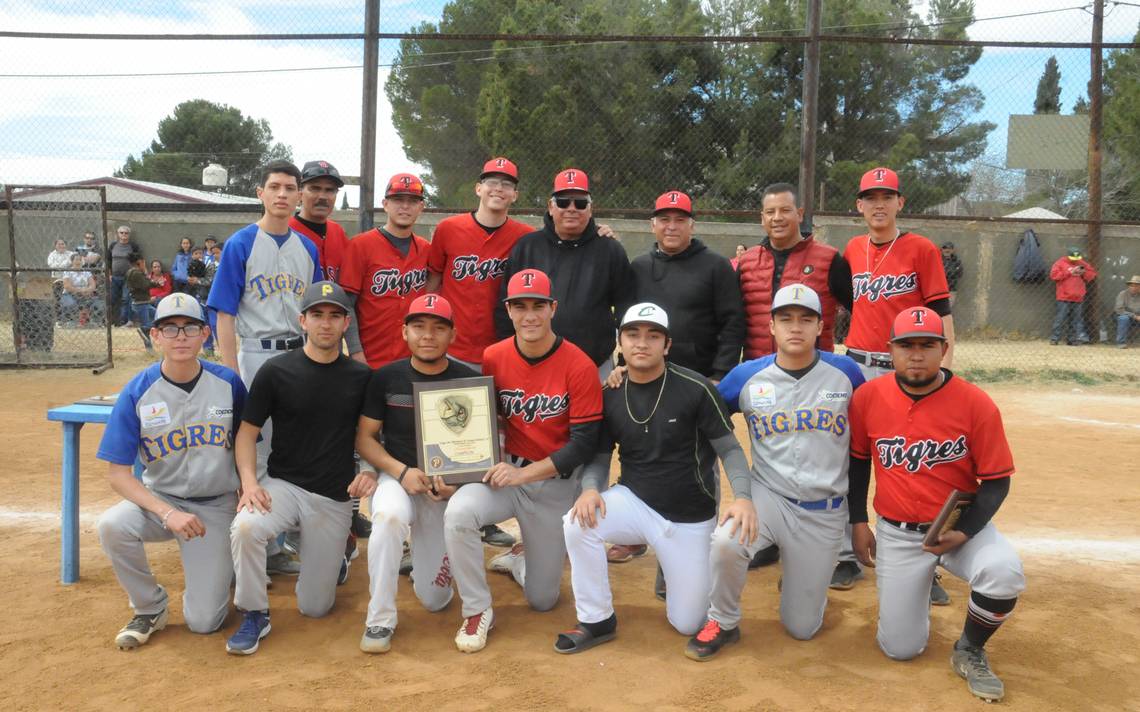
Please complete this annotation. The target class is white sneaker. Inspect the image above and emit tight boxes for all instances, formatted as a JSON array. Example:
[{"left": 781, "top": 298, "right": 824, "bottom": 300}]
[
  {"left": 455, "top": 608, "right": 494, "bottom": 653},
  {"left": 487, "top": 543, "right": 526, "bottom": 587}
]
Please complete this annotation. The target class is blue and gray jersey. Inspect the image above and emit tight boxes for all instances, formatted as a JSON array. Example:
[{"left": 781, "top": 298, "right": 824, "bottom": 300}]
[
  {"left": 718, "top": 351, "right": 864, "bottom": 501},
  {"left": 97, "top": 361, "right": 247, "bottom": 498},
  {"left": 207, "top": 224, "right": 322, "bottom": 341}
]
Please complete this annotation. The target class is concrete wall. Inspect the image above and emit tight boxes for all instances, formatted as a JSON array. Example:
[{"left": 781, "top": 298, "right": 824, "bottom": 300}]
[{"left": 7, "top": 208, "right": 1138, "bottom": 338}]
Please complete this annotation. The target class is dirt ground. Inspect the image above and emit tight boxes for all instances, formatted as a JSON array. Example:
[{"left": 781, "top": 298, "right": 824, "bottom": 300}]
[{"left": 1, "top": 360, "right": 1139, "bottom": 712}]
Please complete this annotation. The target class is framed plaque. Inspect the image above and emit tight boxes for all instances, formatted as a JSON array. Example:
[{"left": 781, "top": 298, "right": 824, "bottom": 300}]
[{"left": 413, "top": 376, "right": 499, "bottom": 485}]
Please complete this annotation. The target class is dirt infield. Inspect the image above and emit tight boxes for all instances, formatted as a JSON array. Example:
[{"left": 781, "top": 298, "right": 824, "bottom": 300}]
[{"left": 1, "top": 364, "right": 1138, "bottom": 711}]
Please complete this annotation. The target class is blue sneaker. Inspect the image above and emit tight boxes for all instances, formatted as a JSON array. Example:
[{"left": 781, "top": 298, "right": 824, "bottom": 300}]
[
  {"left": 337, "top": 556, "right": 350, "bottom": 586},
  {"left": 226, "top": 610, "right": 271, "bottom": 655}
]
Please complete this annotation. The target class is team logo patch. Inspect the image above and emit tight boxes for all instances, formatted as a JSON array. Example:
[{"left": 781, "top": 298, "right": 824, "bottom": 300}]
[
  {"left": 206, "top": 406, "right": 234, "bottom": 418},
  {"left": 748, "top": 382, "right": 776, "bottom": 409},
  {"left": 802, "top": 265, "right": 814, "bottom": 275},
  {"left": 141, "top": 402, "right": 171, "bottom": 429},
  {"left": 874, "top": 435, "right": 969, "bottom": 473},
  {"left": 437, "top": 395, "right": 472, "bottom": 434},
  {"left": 819, "top": 390, "right": 849, "bottom": 402}
]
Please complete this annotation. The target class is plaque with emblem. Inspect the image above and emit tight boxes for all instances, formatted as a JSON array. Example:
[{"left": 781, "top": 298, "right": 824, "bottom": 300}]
[{"left": 413, "top": 376, "right": 499, "bottom": 484}]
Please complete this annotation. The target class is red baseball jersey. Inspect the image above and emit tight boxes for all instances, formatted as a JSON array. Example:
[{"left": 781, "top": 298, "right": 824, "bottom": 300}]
[
  {"left": 339, "top": 228, "right": 430, "bottom": 368},
  {"left": 849, "top": 373, "right": 1015, "bottom": 523},
  {"left": 843, "top": 232, "right": 950, "bottom": 353},
  {"left": 427, "top": 214, "right": 533, "bottom": 363},
  {"left": 289, "top": 216, "right": 348, "bottom": 283},
  {"left": 481, "top": 336, "right": 603, "bottom": 463}
]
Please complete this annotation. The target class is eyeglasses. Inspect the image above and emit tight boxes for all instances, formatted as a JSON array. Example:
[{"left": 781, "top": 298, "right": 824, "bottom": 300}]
[
  {"left": 553, "top": 197, "right": 591, "bottom": 210},
  {"left": 156, "top": 324, "right": 203, "bottom": 339},
  {"left": 481, "top": 178, "right": 517, "bottom": 190}
]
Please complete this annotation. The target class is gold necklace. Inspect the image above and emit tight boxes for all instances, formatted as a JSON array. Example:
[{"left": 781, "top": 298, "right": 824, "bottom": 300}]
[
  {"left": 865, "top": 228, "right": 902, "bottom": 279},
  {"left": 625, "top": 367, "right": 668, "bottom": 433}
]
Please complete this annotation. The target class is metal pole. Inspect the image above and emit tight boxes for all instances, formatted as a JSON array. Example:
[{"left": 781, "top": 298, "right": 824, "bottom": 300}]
[
  {"left": 799, "top": 0, "right": 823, "bottom": 235},
  {"left": 1086, "top": 0, "right": 1103, "bottom": 338},
  {"left": 6, "top": 186, "right": 23, "bottom": 363},
  {"left": 358, "top": 0, "right": 380, "bottom": 233}
]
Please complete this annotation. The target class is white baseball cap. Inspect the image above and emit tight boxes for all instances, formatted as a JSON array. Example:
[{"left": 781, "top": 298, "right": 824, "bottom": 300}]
[
  {"left": 620, "top": 302, "right": 669, "bottom": 334},
  {"left": 154, "top": 292, "right": 205, "bottom": 324},
  {"left": 771, "top": 284, "right": 822, "bottom": 316}
]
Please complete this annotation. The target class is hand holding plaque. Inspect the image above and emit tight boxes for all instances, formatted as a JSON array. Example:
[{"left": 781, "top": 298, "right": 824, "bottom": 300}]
[{"left": 413, "top": 376, "right": 499, "bottom": 485}]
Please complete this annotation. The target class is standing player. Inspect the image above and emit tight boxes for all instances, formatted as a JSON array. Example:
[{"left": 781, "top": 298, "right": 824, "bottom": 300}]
[
  {"left": 839, "top": 166, "right": 954, "bottom": 601},
  {"left": 355, "top": 294, "right": 477, "bottom": 653},
  {"left": 444, "top": 269, "right": 603, "bottom": 653},
  {"left": 225, "top": 281, "right": 373, "bottom": 655},
  {"left": 340, "top": 173, "right": 430, "bottom": 368},
  {"left": 97, "top": 293, "right": 246, "bottom": 649},
  {"left": 556, "top": 303, "right": 752, "bottom": 653},
  {"left": 685, "top": 285, "right": 867, "bottom": 660},
  {"left": 848, "top": 307, "right": 1024, "bottom": 702}
]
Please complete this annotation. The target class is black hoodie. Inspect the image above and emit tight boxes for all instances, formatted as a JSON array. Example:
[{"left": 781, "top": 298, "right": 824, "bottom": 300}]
[
  {"left": 631, "top": 239, "right": 744, "bottom": 379},
  {"left": 496, "top": 213, "right": 637, "bottom": 366}
]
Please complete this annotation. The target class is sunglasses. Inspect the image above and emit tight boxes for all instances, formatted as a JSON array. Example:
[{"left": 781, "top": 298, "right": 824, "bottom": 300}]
[{"left": 553, "top": 196, "right": 590, "bottom": 210}]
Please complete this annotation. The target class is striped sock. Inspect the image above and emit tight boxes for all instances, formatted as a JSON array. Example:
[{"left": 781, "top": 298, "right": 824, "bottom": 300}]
[{"left": 962, "top": 592, "right": 1017, "bottom": 648}]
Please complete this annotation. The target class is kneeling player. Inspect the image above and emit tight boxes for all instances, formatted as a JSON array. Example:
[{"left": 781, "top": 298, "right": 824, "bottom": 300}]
[
  {"left": 687, "top": 285, "right": 866, "bottom": 660},
  {"left": 849, "top": 307, "right": 1025, "bottom": 702},
  {"left": 355, "top": 295, "right": 477, "bottom": 653},
  {"left": 556, "top": 304, "right": 752, "bottom": 653},
  {"left": 97, "top": 294, "right": 246, "bottom": 649}
]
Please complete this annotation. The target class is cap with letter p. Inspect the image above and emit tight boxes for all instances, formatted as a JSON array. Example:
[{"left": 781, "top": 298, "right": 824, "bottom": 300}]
[
  {"left": 653, "top": 191, "right": 693, "bottom": 217},
  {"left": 154, "top": 293, "right": 205, "bottom": 324},
  {"left": 481, "top": 157, "right": 518, "bottom": 182},
  {"left": 301, "top": 280, "right": 351, "bottom": 313},
  {"left": 405, "top": 294, "right": 453, "bottom": 326},
  {"left": 552, "top": 168, "right": 589, "bottom": 195},
  {"left": 620, "top": 302, "right": 669, "bottom": 335},
  {"left": 504, "top": 268, "right": 553, "bottom": 303},
  {"left": 889, "top": 306, "right": 946, "bottom": 342},
  {"left": 771, "top": 284, "right": 822, "bottom": 317},
  {"left": 858, "top": 166, "right": 901, "bottom": 197}
]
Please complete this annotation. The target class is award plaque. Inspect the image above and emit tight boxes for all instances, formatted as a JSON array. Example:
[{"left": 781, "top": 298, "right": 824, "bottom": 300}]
[{"left": 413, "top": 376, "right": 499, "bottom": 485}]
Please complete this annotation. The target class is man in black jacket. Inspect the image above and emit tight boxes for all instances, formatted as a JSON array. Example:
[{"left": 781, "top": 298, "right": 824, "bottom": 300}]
[
  {"left": 496, "top": 169, "right": 636, "bottom": 374},
  {"left": 631, "top": 191, "right": 744, "bottom": 383}
]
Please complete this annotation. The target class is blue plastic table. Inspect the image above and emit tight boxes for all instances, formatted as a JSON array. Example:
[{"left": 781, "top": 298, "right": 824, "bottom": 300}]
[{"left": 46, "top": 403, "right": 142, "bottom": 585}]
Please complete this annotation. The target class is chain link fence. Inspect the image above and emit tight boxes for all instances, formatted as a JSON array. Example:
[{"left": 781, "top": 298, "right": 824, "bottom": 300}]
[{"left": 1, "top": 1, "right": 1138, "bottom": 379}]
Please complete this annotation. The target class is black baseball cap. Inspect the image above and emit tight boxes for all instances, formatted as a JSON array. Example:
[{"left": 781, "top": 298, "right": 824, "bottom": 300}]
[
  {"left": 300, "top": 160, "right": 344, "bottom": 188},
  {"left": 941, "top": 241, "right": 954, "bottom": 249},
  {"left": 301, "top": 281, "right": 351, "bottom": 313}
]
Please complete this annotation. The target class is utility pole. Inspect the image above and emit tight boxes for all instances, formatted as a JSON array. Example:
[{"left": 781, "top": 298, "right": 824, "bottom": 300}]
[
  {"left": 358, "top": 0, "right": 380, "bottom": 233},
  {"left": 1086, "top": 0, "right": 1103, "bottom": 337},
  {"left": 799, "top": 0, "right": 823, "bottom": 235}
]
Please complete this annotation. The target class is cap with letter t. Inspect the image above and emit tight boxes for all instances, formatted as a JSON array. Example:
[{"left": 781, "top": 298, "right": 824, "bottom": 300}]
[
  {"left": 620, "top": 302, "right": 669, "bottom": 335},
  {"left": 858, "top": 166, "right": 901, "bottom": 197},
  {"left": 481, "top": 157, "right": 518, "bottom": 181},
  {"left": 889, "top": 306, "right": 946, "bottom": 342},
  {"left": 301, "top": 281, "right": 351, "bottom": 313},
  {"left": 552, "top": 168, "right": 590, "bottom": 195},
  {"left": 154, "top": 293, "right": 205, "bottom": 324},
  {"left": 653, "top": 190, "right": 693, "bottom": 216},
  {"left": 504, "top": 268, "right": 553, "bottom": 302},
  {"left": 771, "top": 283, "right": 822, "bottom": 317},
  {"left": 405, "top": 294, "right": 453, "bottom": 326},
  {"left": 385, "top": 173, "right": 426, "bottom": 199}
]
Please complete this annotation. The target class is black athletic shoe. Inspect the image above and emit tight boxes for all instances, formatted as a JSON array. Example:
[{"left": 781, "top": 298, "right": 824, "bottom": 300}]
[
  {"left": 684, "top": 619, "right": 741, "bottom": 661},
  {"left": 351, "top": 512, "right": 372, "bottom": 539},
  {"left": 748, "top": 544, "right": 780, "bottom": 569},
  {"left": 655, "top": 564, "right": 666, "bottom": 601},
  {"left": 480, "top": 524, "right": 516, "bottom": 548}
]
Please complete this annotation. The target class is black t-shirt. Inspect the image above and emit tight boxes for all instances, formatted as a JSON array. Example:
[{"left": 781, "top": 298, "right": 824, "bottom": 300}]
[
  {"left": 243, "top": 348, "right": 372, "bottom": 501},
  {"left": 362, "top": 358, "right": 479, "bottom": 467},
  {"left": 600, "top": 363, "right": 733, "bottom": 523}
]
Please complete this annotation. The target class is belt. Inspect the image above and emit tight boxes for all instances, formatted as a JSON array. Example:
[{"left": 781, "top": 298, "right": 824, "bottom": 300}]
[
  {"left": 881, "top": 517, "right": 932, "bottom": 533},
  {"left": 846, "top": 349, "right": 892, "bottom": 369},
  {"left": 784, "top": 494, "right": 845, "bottom": 511},
  {"left": 259, "top": 336, "right": 304, "bottom": 351}
]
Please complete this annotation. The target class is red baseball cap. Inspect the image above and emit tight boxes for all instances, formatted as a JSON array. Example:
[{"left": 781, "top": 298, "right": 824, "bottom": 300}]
[
  {"left": 385, "top": 173, "right": 426, "bottom": 198},
  {"left": 653, "top": 190, "right": 693, "bottom": 216},
  {"left": 889, "top": 306, "right": 946, "bottom": 342},
  {"left": 552, "top": 168, "right": 589, "bottom": 195},
  {"left": 858, "top": 167, "right": 901, "bottom": 197},
  {"left": 504, "top": 268, "right": 553, "bottom": 302},
  {"left": 480, "top": 157, "right": 518, "bottom": 181},
  {"left": 405, "top": 294, "right": 453, "bottom": 325}
]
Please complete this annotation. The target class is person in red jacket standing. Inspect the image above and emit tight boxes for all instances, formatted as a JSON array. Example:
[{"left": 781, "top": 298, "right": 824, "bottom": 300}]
[{"left": 1049, "top": 247, "right": 1097, "bottom": 345}]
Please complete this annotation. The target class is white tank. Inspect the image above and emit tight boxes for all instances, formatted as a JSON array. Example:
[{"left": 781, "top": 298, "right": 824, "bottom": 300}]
[{"left": 202, "top": 163, "right": 228, "bottom": 188}]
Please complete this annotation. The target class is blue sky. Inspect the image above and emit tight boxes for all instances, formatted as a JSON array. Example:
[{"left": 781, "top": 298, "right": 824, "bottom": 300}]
[{"left": 1, "top": 1, "right": 1136, "bottom": 204}]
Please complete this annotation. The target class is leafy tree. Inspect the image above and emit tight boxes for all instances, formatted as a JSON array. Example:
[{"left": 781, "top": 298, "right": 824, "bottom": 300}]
[
  {"left": 117, "top": 99, "right": 292, "bottom": 196},
  {"left": 1102, "top": 25, "right": 1140, "bottom": 219},
  {"left": 1034, "top": 56, "right": 1062, "bottom": 114},
  {"left": 341, "top": 192, "right": 351, "bottom": 210}
]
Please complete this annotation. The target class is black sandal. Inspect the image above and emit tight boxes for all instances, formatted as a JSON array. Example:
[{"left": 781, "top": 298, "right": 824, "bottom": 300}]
[{"left": 553, "top": 625, "right": 616, "bottom": 654}]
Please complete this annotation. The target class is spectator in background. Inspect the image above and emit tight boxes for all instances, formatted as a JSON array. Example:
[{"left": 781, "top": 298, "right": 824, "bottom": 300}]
[
  {"left": 60, "top": 252, "right": 101, "bottom": 326},
  {"left": 126, "top": 255, "right": 159, "bottom": 353},
  {"left": 1049, "top": 247, "right": 1097, "bottom": 346},
  {"left": 187, "top": 246, "right": 208, "bottom": 302},
  {"left": 148, "top": 259, "right": 172, "bottom": 304},
  {"left": 941, "top": 241, "right": 964, "bottom": 306},
  {"left": 1115, "top": 275, "right": 1140, "bottom": 349},
  {"left": 203, "top": 236, "right": 220, "bottom": 267},
  {"left": 730, "top": 244, "right": 746, "bottom": 271},
  {"left": 47, "top": 239, "right": 73, "bottom": 278},
  {"left": 201, "top": 244, "right": 222, "bottom": 355},
  {"left": 108, "top": 225, "right": 140, "bottom": 326},
  {"left": 74, "top": 231, "right": 103, "bottom": 268},
  {"left": 171, "top": 237, "right": 193, "bottom": 294}
]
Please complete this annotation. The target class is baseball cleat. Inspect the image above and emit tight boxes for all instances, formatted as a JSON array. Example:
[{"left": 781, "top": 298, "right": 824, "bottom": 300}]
[
  {"left": 606, "top": 544, "right": 648, "bottom": 563},
  {"left": 114, "top": 609, "right": 168, "bottom": 650},
  {"left": 455, "top": 608, "right": 494, "bottom": 653},
  {"left": 226, "top": 610, "right": 271, "bottom": 655},
  {"left": 488, "top": 543, "right": 526, "bottom": 587},
  {"left": 266, "top": 551, "right": 301, "bottom": 576},
  {"left": 360, "top": 626, "right": 394, "bottom": 654},
  {"left": 399, "top": 542, "right": 413, "bottom": 576},
  {"left": 337, "top": 556, "right": 350, "bottom": 586},
  {"left": 351, "top": 511, "right": 373, "bottom": 539},
  {"left": 748, "top": 544, "right": 780, "bottom": 569},
  {"left": 346, "top": 533, "right": 359, "bottom": 561},
  {"left": 829, "top": 561, "right": 864, "bottom": 590},
  {"left": 654, "top": 564, "right": 666, "bottom": 601},
  {"left": 480, "top": 524, "right": 516, "bottom": 548},
  {"left": 951, "top": 642, "right": 1005, "bottom": 702},
  {"left": 931, "top": 573, "right": 951, "bottom": 606},
  {"left": 685, "top": 619, "right": 741, "bottom": 661}
]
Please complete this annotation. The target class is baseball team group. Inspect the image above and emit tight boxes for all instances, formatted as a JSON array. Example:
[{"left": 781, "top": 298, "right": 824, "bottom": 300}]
[{"left": 94, "top": 157, "right": 1025, "bottom": 703}]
